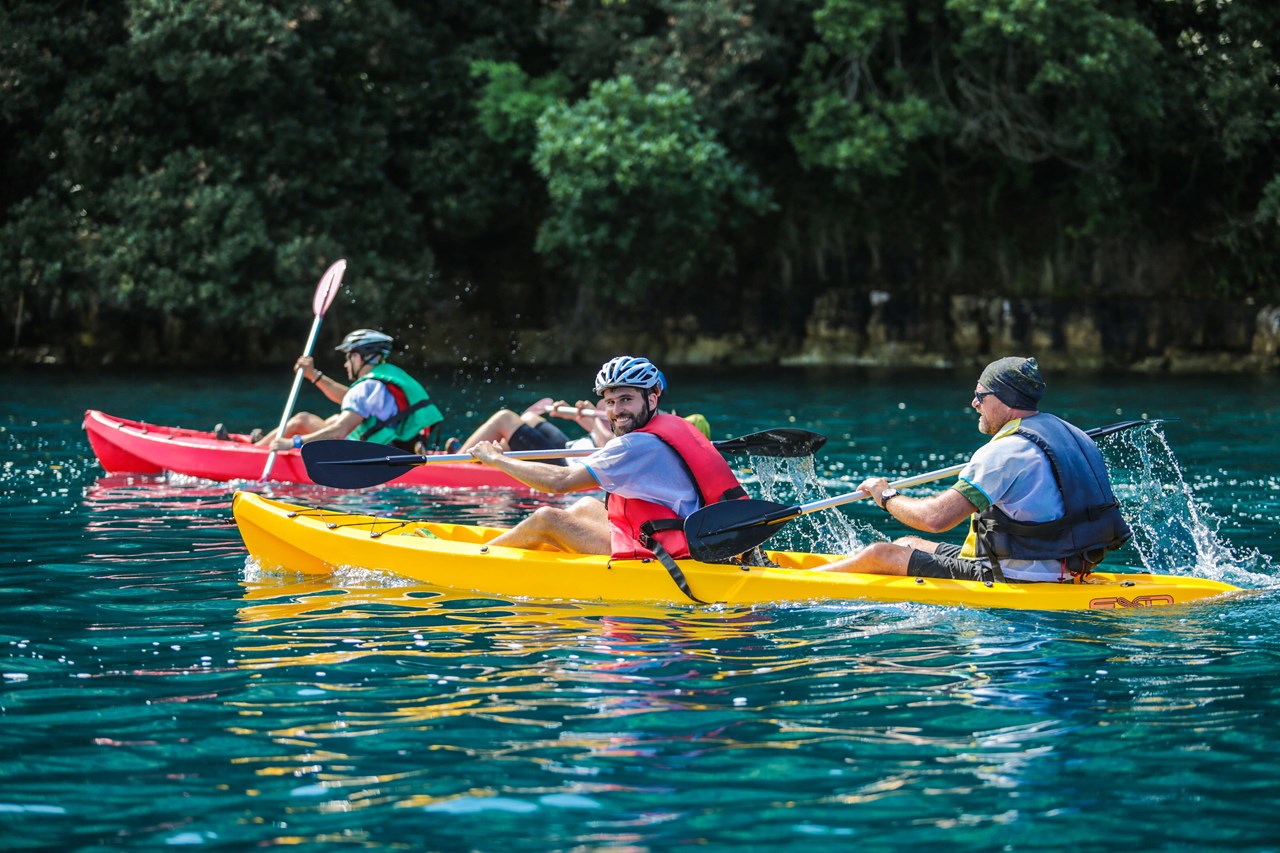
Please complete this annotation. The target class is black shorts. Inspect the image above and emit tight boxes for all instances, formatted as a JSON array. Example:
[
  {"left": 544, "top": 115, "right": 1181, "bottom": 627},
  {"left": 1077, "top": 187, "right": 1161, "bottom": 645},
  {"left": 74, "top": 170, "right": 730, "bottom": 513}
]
[
  {"left": 508, "top": 422, "right": 573, "bottom": 465},
  {"left": 906, "top": 543, "right": 995, "bottom": 582}
]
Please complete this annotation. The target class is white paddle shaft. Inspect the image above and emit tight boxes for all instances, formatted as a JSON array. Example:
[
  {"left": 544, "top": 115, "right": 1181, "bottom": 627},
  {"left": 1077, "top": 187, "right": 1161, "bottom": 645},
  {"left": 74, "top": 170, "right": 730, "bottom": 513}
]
[
  {"left": 551, "top": 405, "right": 604, "bottom": 418},
  {"left": 260, "top": 315, "right": 323, "bottom": 481}
]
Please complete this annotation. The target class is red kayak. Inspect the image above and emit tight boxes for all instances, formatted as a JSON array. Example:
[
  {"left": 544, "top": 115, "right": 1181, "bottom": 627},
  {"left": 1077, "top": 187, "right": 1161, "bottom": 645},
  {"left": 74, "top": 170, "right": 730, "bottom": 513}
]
[{"left": 83, "top": 409, "right": 528, "bottom": 489}]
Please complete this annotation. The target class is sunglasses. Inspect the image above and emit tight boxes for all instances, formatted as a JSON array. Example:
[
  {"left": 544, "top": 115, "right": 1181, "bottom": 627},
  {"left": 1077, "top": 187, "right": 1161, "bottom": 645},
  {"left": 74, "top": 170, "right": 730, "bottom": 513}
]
[{"left": 972, "top": 390, "right": 997, "bottom": 405}]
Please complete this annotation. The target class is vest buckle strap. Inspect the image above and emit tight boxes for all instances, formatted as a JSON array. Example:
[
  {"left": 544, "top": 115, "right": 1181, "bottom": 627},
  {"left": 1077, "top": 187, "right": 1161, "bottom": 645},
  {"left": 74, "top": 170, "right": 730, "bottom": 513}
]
[{"left": 639, "top": 530, "right": 710, "bottom": 605}]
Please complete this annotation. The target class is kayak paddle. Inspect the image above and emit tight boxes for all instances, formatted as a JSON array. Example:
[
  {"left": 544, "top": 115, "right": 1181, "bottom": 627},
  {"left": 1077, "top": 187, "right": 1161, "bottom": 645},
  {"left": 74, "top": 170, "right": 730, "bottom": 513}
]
[
  {"left": 684, "top": 418, "right": 1170, "bottom": 563},
  {"left": 549, "top": 405, "right": 606, "bottom": 418},
  {"left": 260, "top": 260, "right": 346, "bottom": 481},
  {"left": 302, "top": 427, "right": 828, "bottom": 489}
]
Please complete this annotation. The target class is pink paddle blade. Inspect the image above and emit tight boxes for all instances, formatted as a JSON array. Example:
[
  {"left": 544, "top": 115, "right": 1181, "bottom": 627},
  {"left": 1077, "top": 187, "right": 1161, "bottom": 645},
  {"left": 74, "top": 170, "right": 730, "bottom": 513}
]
[{"left": 312, "top": 259, "right": 346, "bottom": 316}]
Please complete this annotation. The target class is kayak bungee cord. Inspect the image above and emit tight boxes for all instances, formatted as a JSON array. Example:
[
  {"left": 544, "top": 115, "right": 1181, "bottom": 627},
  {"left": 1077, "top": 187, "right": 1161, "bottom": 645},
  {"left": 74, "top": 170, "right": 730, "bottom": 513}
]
[{"left": 286, "top": 506, "right": 411, "bottom": 537}]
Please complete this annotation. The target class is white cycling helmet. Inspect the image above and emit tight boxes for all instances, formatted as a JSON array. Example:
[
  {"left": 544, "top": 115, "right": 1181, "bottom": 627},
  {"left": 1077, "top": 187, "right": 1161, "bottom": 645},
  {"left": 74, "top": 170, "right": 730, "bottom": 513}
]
[
  {"left": 335, "top": 329, "right": 394, "bottom": 360},
  {"left": 593, "top": 355, "right": 666, "bottom": 396}
]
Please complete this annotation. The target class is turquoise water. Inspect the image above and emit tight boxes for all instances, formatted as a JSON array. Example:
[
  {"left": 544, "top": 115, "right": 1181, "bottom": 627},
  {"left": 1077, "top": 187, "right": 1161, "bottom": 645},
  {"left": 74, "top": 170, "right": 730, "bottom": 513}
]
[{"left": 2, "top": 367, "right": 1279, "bottom": 851}]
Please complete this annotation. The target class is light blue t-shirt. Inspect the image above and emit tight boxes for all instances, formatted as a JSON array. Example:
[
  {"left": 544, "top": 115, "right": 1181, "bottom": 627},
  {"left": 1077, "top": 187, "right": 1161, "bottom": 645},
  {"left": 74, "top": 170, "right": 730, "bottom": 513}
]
[
  {"left": 581, "top": 432, "right": 701, "bottom": 517},
  {"left": 952, "top": 418, "right": 1067, "bottom": 581},
  {"left": 341, "top": 380, "right": 398, "bottom": 422}
]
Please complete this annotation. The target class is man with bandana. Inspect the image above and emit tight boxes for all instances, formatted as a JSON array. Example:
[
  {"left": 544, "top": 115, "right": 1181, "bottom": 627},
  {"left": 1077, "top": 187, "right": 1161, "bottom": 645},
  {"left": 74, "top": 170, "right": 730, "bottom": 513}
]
[{"left": 821, "top": 356, "right": 1131, "bottom": 583}]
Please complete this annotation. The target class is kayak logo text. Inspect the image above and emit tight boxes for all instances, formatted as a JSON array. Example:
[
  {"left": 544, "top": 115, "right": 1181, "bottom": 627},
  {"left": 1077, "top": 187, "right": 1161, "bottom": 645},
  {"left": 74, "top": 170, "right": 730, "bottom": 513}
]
[{"left": 1088, "top": 595, "right": 1175, "bottom": 610}]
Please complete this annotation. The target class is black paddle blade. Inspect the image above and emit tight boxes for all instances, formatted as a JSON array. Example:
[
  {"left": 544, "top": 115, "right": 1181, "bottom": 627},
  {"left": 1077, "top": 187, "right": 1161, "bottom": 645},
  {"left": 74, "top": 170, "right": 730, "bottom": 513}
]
[
  {"left": 301, "top": 440, "right": 421, "bottom": 488},
  {"left": 684, "top": 498, "right": 798, "bottom": 562},
  {"left": 1087, "top": 418, "right": 1174, "bottom": 439},
  {"left": 713, "top": 428, "right": 827, "bottom": 458}
]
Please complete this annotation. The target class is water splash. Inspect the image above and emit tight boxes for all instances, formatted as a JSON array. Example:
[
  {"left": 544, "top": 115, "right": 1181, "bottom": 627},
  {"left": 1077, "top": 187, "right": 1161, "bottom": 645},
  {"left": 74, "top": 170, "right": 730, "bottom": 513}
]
[
  {"left": 749, "top": 426, "right": 1274, "bottom": 589},
  {"left": 1100, "top": 426, "right": 1273, "bottom": 587},
  {"left": 747, "top": 456, "right": 887, "bottom": 556}
]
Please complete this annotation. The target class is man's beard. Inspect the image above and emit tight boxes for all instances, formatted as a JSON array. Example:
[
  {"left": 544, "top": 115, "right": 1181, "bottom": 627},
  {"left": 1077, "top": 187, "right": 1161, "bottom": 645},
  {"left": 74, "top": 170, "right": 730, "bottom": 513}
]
[{"left": 611, "top": 398, "right": 653, "bottom": 436}]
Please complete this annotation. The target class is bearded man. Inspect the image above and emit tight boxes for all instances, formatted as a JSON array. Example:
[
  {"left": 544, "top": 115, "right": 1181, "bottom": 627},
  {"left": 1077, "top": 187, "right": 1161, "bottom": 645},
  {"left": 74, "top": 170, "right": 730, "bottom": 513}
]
[{"left": 468, "top": 356, "right": 746, "bottom": 562}]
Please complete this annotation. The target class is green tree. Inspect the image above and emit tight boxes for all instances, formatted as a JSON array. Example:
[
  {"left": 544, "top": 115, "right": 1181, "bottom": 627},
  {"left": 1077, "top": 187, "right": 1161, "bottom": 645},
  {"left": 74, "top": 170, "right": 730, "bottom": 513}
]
[
  {"left": 791, "top": 0, "right": 952, "bottom": 191},
  {"left": 3, "top": 0, "right": 1279, "bottom": 365},
  {"left": 472, "top": 61, "right": 572, "bottom": 159},
  {"left": 532, "top": 75, "right": 773, "bottom": 323},
  {"left": 1146, "top": 0, "right": 1280, "bottom": 296},
  {"left": 785, "top": 0, "right": 1280, "bottom": 300},
  {"left": 1, "top": 0, "right": 547, "bottom": 358}
]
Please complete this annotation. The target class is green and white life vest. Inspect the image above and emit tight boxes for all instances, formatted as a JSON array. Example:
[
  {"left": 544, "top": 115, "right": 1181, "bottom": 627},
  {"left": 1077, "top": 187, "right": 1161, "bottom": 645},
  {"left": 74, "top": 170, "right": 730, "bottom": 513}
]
[{"left": 347, "top": 363, "right": 444, "bottom": 445}]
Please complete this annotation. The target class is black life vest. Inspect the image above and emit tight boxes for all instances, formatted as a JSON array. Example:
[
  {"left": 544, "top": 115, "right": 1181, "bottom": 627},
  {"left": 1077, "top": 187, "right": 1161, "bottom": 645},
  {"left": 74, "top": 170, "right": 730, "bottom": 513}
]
[{"left": 972, "top": 413, "right": 1132, "bottom": 577}]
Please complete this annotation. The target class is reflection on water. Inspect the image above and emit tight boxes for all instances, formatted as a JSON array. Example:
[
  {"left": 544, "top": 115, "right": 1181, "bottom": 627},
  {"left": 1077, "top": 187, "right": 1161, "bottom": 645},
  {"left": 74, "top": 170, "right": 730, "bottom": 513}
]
[{"left": 220, "top": 565, "right": 1280, "bottom": 847}]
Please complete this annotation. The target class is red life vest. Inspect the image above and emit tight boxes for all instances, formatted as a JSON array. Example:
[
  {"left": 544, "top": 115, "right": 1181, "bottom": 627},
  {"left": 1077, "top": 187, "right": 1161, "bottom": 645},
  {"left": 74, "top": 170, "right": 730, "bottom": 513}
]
[{"left": 606, "top": 413, "right": 748, "bottom": 560}]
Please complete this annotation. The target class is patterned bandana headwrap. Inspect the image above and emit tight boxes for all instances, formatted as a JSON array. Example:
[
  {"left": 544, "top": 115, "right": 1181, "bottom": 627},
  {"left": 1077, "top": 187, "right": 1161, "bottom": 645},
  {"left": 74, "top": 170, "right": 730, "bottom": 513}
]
[{"left": 978, "top": 356, "right": 1045, "bottom": 410}]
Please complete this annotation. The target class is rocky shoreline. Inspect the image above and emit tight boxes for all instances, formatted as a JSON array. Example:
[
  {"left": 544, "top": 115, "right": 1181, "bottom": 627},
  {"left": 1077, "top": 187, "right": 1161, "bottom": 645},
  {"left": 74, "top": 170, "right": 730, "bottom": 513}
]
[
  {"left": 508, "top": 294, "right": 1280, "bottom": 374},
  {"left": 8, "top": 294, "right": 1279, "bottom": 373}
]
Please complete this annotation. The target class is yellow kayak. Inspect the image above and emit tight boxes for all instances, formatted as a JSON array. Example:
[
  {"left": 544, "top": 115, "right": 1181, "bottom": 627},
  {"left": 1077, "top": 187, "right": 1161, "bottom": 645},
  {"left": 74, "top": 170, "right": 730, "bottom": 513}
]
[{"left": 231, "top": 491, "right": 1240, "bottom": 611}]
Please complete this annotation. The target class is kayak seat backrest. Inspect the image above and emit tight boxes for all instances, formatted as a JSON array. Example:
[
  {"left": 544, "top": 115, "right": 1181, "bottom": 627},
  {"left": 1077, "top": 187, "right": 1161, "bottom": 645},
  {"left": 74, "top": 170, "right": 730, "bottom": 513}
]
[{"left": 399, "top": 522, "right": 503, "bottom": 545}]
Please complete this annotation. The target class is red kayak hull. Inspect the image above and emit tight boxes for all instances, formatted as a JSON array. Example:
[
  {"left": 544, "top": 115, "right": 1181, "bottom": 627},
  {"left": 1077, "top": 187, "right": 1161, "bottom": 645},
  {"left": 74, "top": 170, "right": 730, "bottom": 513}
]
[{"left": 83, "top": 409, "right": 528, "bottom": 489}]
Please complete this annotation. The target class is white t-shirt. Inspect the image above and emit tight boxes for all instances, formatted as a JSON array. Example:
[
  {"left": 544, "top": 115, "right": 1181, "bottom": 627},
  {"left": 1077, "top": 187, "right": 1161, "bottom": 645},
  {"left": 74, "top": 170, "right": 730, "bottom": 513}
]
[
  {"left": 954, "top": 418, "right": 1068, "bottom": 581},
  {"left": 341, "top": 379, "right": 398, "bottom": 422}
]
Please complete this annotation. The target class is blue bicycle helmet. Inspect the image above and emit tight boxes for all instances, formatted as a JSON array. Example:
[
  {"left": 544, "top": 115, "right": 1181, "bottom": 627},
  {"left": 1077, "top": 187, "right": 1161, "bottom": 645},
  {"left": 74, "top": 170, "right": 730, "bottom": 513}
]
[{"left": 593, "top": 356, "right": 666, "bottom": 396}]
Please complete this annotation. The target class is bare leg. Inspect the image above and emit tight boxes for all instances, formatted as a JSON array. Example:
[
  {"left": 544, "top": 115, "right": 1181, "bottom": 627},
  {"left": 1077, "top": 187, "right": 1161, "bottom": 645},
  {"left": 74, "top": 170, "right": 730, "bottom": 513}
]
[
  {"left": 459, "top": 410, "right": 526, "bottom": 450},
  {"left": 253, "top": 412, "right": 329, "bottom": 446},
  {"left": 489, "top": 496, "right": 609, "bottom": 553},
  {"left": 817, "top": 535, "right": 939, "bottom": 575}
]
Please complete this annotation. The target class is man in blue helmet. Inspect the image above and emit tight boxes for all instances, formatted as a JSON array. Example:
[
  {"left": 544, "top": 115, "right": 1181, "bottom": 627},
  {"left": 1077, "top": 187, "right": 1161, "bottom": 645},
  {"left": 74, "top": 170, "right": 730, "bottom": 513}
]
[
  {"left": 248, "top": 329, "right": 444, "bottom": 453},
  {"left": 451, "top": 396, "right": 711, "bottom": 465},
  {"left": 467, "top": 356, "right": 747, "bottom": 572}
]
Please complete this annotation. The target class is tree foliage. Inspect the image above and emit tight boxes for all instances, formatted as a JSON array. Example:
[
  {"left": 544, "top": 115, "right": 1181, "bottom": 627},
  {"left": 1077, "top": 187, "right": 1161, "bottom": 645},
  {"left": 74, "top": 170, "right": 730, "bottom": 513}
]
[
  {"left": 532, "top": 75, "right": 773, "bottom": 319},
  {"left": 1, "top": 0, "right": 1277, "bottom": 362}
]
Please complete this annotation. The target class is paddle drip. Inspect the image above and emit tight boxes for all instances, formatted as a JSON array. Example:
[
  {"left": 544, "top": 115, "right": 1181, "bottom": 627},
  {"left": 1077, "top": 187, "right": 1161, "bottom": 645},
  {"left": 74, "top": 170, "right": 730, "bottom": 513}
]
[
  {"left": 1099, "top": 425, "right": 1273, "bottom": 586},
  {"left": 747, "top": 455, "right": 887, "bottom": 555}
]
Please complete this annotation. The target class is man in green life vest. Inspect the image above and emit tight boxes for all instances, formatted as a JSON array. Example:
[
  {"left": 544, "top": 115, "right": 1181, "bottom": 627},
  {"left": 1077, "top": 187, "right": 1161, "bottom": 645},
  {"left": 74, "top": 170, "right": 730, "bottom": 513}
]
[{"left": 252, "top": 329, "right": 444, "bottom": 453}]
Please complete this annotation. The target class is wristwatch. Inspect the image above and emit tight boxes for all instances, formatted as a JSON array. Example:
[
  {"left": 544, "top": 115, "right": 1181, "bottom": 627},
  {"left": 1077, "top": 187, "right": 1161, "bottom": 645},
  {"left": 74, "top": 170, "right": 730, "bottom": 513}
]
[{"left": 879, "top": 488, "right": 899, "bottom": 510}]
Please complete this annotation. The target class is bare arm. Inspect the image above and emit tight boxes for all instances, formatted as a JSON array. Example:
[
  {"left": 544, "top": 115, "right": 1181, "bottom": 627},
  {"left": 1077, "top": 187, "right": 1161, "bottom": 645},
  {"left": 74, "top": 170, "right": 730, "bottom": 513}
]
[
  {"left": 270, "top": 410, "right": 364, "bottom": 451},
  {"left": 860, "top": 477, "right": 978, "bottom": 534},
  {"left": 308, "top": 410, "right": 364, "bottom": 442},
  {"left": 297, "top": 356, "right": 349, "bottom": 404},
  {"left": 469, "top": 440, "right": 602, "bottom": 493}
]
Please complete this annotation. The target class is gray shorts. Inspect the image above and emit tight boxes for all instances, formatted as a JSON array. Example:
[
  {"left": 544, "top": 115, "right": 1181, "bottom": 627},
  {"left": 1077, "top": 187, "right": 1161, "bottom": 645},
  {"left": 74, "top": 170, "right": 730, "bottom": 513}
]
[{"left": 906, "top": 542, "right": 1009, "bottom": 582}]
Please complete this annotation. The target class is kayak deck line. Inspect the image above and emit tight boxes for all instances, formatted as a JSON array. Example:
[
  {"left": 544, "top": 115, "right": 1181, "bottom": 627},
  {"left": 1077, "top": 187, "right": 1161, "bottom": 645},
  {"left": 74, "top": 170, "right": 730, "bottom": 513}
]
[{"left": 232, "top": 491, "right": 1241, "bottom": 612}]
